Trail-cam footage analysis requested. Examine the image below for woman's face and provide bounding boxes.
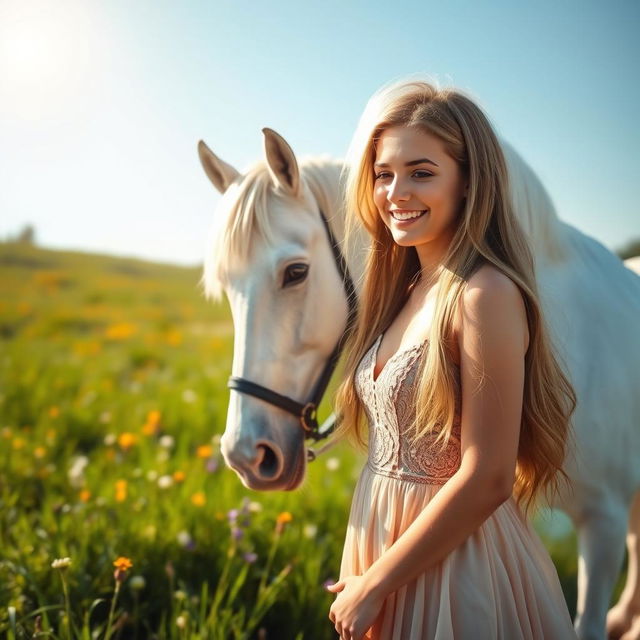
[373,125,467,254]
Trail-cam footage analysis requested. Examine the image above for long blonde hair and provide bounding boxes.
[333,79,576,518]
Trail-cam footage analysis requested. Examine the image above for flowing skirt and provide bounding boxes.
[338,463,577,640]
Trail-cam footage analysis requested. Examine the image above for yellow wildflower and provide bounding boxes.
[113,557,133,571]
[48,406,60,418]
[275,511,293,535]
[79,489,91,503]
[165,329,183,346]
[113,556,133,582]
[34,446,46,459]
[196,445,213,459]
[191,492,206,507]
[142,421,157,436]
[142,409,161,435]
[118,432,137,450]
[115,479,127,502]
[276,511,293,524]
[105,322,137,340]
[173,470,186,483]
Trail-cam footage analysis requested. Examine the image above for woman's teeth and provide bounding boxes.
[391,210,427,221]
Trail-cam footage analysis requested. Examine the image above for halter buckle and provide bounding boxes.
[300,402,318,434]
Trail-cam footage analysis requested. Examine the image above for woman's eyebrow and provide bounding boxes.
[374,157,439,168]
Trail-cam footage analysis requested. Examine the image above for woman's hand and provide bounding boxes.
[327,575,385,640]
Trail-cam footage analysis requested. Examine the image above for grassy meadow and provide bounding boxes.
[0,241,603,638]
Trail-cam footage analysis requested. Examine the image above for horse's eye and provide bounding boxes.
[283,263,309,287]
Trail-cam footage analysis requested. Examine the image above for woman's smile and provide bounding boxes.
[390,209,429,222]
[389,209,429,229]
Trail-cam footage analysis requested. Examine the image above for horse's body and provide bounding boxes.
[198,129,640,640]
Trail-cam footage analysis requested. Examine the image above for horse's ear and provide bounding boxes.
[197,140,241,194]
[262,128,300,197]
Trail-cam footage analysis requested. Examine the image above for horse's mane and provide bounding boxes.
[501,142,567,265]
[200,157,345,301]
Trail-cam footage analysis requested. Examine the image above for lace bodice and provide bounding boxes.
[355,333,462,485]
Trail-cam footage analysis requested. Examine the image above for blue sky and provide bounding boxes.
[1,0,638,266]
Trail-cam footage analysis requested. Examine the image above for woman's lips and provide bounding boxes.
[390,209,428,222]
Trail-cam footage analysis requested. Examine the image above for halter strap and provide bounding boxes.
[227,208,358,447]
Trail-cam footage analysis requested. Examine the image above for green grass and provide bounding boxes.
[0,241,604,638]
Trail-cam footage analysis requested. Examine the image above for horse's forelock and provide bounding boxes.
[201,163,273,300]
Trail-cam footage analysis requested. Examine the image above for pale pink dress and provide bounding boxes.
[338,334,577,639]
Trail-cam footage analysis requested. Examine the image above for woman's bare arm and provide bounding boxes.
[360,266,529,601]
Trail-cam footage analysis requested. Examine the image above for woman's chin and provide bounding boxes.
[390,230,426,247]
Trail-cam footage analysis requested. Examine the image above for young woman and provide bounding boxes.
[325,80,578,640]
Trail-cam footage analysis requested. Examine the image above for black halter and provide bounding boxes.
[227,209,358,451]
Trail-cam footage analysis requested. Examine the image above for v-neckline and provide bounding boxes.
[371,332,429,383]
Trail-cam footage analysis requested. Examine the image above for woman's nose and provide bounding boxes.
[387,178,410,203]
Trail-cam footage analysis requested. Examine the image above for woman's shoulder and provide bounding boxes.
[453,264,529,351]
[464,264,523,304]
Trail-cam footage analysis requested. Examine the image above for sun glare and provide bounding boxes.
[0,0,98,120]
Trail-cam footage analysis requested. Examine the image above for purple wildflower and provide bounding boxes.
[323,578,336,590]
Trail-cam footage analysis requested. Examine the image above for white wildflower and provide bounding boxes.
[182,389,197,403]
[146,469,158,482]
[129,575,146,591]
[143,524,157,540]
[51,557,72,569]
[157,475,173,489]
[67,456,89,488]
[325,457,340,471]
[177,530,193,547]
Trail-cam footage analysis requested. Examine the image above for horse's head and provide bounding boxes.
[198,129,354,491]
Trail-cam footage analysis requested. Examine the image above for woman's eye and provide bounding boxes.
[413,170,433,178]
[374,172,392,180]
[282,262,309,287]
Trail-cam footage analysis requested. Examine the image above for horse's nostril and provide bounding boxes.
[257,444,280,480]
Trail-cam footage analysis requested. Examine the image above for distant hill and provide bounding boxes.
[0,241,227,342]
[0,241,203,281]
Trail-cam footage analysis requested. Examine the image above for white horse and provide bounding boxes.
[198,128,640,640]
